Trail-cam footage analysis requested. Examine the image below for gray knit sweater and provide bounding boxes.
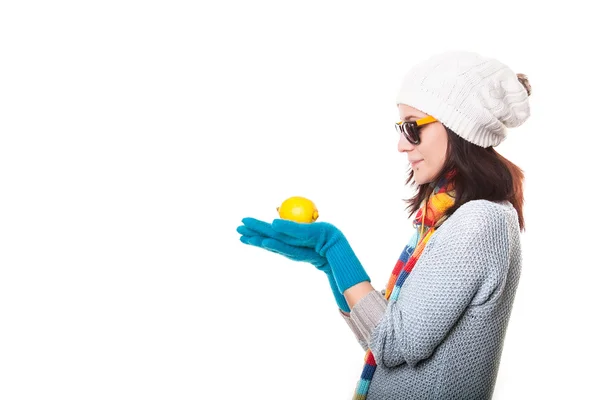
[340,200,521,399]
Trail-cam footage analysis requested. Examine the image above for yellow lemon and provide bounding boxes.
[276,196,319,223]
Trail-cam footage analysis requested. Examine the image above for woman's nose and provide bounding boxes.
[397,134,414,153]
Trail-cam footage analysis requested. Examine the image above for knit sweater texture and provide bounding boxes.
[340,199,522,399]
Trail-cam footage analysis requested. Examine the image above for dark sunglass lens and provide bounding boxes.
[405,123,420,143]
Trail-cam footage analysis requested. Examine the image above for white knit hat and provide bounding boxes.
[396,51,531,148]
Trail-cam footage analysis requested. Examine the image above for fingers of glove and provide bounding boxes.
[239,235,266,247]
[241,218,308,247]
[240,234,301,262]
[240,233,330,270]
[262,238,327,266]
[236,225,264,237]
[271,219,325,241]
[240,217,278,237]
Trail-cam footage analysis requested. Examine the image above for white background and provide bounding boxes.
[1,1,598,399]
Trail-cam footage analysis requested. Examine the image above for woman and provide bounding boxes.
[237,50,531,399]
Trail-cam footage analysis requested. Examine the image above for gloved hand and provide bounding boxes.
[237,218,350,312]
[238,217,370,295]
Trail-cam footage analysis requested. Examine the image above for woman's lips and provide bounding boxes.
[410,160,423,167]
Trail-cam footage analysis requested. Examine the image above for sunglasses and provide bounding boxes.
[395,115,438,145]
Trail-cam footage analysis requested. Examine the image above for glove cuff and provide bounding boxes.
[324,270,350,312]
[326,237,370,293]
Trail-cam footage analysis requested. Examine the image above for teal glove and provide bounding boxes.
[239,217,370,294]
[269,219,370,293]
[237,218,350,312]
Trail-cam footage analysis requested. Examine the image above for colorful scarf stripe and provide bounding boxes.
[352,170,456,399]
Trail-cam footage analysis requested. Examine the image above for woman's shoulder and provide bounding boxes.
[452,199,515,218]
[443,199,519,235]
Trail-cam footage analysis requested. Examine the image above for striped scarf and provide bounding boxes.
[352,169,457,399]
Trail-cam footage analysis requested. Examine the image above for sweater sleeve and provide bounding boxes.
[339,309,369,351]
[339,289,387,351]
[368,201,512,369]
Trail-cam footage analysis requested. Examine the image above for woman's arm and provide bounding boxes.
[339,287,388,350]
[338,287,388,351]
[344,281,377,309]
[339,309,370,351]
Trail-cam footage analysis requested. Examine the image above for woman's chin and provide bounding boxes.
[413,172,434,186]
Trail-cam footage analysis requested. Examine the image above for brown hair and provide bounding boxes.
[403,128,526,232]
